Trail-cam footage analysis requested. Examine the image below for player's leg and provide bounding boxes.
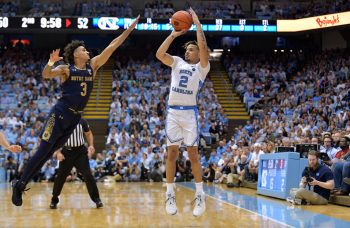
[12,139,56,206]
[50,149,75,209]
[165,109,182,215]
[182,108,206,216]
[74,146,103,208]
[12,106,81,206]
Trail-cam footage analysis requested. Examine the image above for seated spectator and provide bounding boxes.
[320,136,339,166]
[244,143,264,182]
[334,137,350,161]
[40,160,56,182]
[333,136,350,195]
[203,163,216,183]
[5,156,17,182]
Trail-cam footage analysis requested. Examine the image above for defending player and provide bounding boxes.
[12,16,139,207]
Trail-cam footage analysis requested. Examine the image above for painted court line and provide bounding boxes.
[178,182,350,228]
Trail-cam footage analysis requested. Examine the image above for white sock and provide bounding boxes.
[195,182,204,194]
[166,183,175,194]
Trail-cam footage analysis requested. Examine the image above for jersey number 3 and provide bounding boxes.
[80,82,87,96]
[179,75,188,88]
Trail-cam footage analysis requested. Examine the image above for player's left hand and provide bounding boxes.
[7,145,22,153]
[128,15,140,30]
[188,7,200,25]
[308,177,318,186]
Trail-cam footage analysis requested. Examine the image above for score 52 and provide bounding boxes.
[78,18,89,29]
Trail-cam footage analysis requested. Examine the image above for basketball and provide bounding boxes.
[171,10,193,31]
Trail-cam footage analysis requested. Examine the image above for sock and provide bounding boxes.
[195,182,204,194]
[166,183,175,194]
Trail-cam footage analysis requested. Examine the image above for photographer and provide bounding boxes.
[127,162,141,182]
[149,153,163,182]
[288,151,334,205]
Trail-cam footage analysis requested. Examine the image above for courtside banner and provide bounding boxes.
[277,11,350,32]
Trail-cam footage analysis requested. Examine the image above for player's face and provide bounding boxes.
[185,44,199,63]
[74,46,90,61]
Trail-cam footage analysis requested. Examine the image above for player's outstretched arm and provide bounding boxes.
[91,15,140,72]
[156,29,187,67]
[0,131,22,153]
[42,49,68,80]
[189,7,209,68]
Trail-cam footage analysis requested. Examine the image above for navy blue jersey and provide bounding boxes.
[59,64,94,111]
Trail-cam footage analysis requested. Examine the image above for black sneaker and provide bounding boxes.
[95,199,103,208]
[11,180,28,206]
[50,197,59,209]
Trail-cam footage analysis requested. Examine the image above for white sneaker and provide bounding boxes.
[165,192,177,215]
[193,193,206,217]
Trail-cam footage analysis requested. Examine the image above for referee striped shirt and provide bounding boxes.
[65,118,90,147]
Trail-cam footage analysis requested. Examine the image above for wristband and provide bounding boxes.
[48,61,54,66]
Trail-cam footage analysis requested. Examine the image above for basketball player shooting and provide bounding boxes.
[156,8,210,217]
[11,16,139,207]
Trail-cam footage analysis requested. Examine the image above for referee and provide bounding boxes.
[50,118,103,209]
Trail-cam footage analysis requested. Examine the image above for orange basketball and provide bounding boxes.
[171,10,193,31]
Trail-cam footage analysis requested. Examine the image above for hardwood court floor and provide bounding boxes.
[0,182,349,227]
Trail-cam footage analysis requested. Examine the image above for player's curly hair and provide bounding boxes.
[183,40,198,50]
[63,40,85,65]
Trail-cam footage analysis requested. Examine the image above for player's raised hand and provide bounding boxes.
[171,29,187,38]
[7,145,22,153]
[188,7,200,25]
[128,15,140,30]
[49,49,63,63]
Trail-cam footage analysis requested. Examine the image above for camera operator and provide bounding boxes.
[288,150,334,205]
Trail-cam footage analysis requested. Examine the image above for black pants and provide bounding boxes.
[52,145,100,203]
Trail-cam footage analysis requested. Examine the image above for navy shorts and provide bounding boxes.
[40,101,82,148]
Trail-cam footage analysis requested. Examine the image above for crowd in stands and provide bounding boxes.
[0,43,349,197]
[253,0,350,19]
[190,0,244,19]
[221,48,349,196]
[5,0,350,20]
[27,2,62,17]
[0,46,61,182]
[143,1,174,18]
[73,1,133,17]
[0,2,19,16]
[0,46,228,184]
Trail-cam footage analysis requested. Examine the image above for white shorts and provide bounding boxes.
[165,106,199,147]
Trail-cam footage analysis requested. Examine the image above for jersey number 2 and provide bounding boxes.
[179,75,188,88]
[81,82,87,96]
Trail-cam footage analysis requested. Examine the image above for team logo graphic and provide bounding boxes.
[42,113,55,142]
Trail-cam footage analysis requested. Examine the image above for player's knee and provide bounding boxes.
[188,153,199,164]
[167,151,178,162]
